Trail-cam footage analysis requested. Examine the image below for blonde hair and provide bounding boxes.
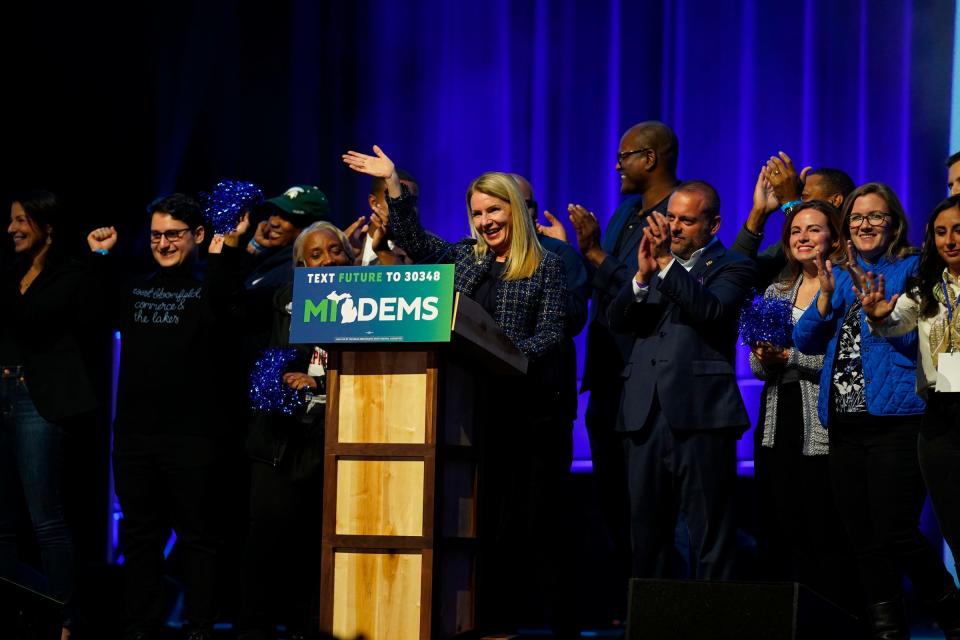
[292,221,355,266]
[465,172,543,280]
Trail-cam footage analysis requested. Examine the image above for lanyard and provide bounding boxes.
[943,280,955,323]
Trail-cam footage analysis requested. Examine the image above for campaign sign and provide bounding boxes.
[289,265,455,344]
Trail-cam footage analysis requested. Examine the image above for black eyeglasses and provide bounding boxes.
[616,147,652,163]
[150,228,193,243]
[849,212,890,228]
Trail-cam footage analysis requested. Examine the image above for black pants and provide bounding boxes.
[584,381,632,590]
[829,413,954,604]
[481,404,577,637]
[113,433,222,635]
[755,382,859,613]
[622,398,738,581]
[919,391,960,571]
[239,458,322,637]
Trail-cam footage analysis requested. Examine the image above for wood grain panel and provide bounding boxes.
[332,551,422,640]
[336,460,424,536]
[338,351,429,443]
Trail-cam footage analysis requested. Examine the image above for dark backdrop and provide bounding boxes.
[2,0,956,459]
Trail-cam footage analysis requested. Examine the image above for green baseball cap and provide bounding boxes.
[265,185,331,224]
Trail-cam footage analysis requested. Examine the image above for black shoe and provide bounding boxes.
[868,600,909,640]
[935,589,960,640]
[183,627,213,640]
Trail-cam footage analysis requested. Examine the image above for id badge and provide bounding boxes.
[935,352,960,392]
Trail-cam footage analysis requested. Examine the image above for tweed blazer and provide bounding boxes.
[387,188,566,359]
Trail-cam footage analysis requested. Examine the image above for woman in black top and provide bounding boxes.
[1,191,104,639]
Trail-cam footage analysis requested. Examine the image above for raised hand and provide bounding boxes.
[568,203,605,265]
[208,235,225,254]
[644,211,673,269]
[854,272,899,320]
[342,145,396,179]
[88,226,118,252]
[814,248,835,296]
[343,215,368,258]
[764,151,803,204]
[752,167,779,216]
[843,240,866,290]
[367,211,390,252]
[635,233,658,285]
[223,211,251,248]
[536,210,569,243]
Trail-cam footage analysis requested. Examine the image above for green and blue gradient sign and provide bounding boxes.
[289,265,455,344]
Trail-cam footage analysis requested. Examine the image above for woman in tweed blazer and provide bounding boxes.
[342,146,566,359]
[344,146,574,633]
[748,200,856,612]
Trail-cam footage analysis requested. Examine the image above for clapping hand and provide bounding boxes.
[567,204,603,262]
[763,151,810,204]
[537,210,569,243]
[643,211,673,270]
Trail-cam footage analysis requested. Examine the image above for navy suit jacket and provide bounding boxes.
[582,194,655,392]
[608,240,754,433]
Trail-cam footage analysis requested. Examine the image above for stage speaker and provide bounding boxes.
[0,576,63,640]
[626,579,860,640]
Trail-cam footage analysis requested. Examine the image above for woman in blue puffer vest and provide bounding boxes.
[794,183,958,638]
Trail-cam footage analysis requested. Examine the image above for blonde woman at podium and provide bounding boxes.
[344,146,576,635]
[237,221,354,640]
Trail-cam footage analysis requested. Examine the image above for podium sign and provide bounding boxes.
[290,265,455,344]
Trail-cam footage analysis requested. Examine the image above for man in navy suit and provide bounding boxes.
[568,122,680,596]
[608,180,754,580]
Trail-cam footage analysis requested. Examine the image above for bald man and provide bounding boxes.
[567,121,680,601]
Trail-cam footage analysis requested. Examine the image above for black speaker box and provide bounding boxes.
[0,576,63,640]
[626,579,860,640]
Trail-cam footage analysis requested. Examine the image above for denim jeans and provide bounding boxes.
[0,374,75,606]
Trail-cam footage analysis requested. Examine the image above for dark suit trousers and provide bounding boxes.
[622,396,738,580]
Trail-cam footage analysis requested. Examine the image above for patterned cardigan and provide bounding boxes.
[387,187,566,359]
[749,277,829,456]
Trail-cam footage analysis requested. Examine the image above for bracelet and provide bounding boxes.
[94,248,109,255]
[781,199,802,214]
[248,238,265,253]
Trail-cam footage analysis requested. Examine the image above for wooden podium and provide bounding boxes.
[318,293,527,640]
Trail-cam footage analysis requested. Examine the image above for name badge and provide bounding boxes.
[935,352,960,392]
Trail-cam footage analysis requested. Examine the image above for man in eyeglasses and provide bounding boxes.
[565,121,680,616]
[89,193,246,640]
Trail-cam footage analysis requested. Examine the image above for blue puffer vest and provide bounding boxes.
[792,253,923,426]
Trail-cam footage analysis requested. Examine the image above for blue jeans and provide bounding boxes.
[0,375,74,606]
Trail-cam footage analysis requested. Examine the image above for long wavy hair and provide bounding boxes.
[465,172,543,281]
[840,182,914,261]
[907,195,960,318]
[777,199,846,290]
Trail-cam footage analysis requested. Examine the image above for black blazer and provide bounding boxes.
[608,240,754,432]
[2,258,107,423]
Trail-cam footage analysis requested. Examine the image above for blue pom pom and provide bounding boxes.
[739,294,795,348]
[249,347,304,415]
[201,180,264,235]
